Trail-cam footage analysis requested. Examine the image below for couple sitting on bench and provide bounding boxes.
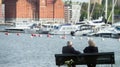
[62,39,98,67]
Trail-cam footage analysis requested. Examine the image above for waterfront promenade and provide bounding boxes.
[0,32,119,67]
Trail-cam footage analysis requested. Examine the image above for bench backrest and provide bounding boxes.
[55,52,115,66]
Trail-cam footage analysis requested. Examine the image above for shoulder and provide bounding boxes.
[62,46,67,49]
[83,47,89,52]
[63,46,72,49]
[84,46,89,49]
[63,46,67,48]
[94,46,98,49]
[94,46,98,50]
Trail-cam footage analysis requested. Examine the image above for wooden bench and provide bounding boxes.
[55,52,115,67]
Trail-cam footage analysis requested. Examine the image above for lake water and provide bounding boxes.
[0,32,119,67]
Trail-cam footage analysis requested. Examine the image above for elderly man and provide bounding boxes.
[62,41,81,67]
[62,41,81,54]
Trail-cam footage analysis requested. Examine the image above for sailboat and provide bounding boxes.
[93,0,120,38]
[70,0,106,36]
[86,0,105,26]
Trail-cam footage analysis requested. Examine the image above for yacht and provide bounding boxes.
[38,24,60,34]
[93,22,120,38]
[70,24,97,36]
[49,24,80,35]
[87,17,105,26]
[5,21,40,33]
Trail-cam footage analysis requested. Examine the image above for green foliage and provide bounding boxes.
[80,3,88,20]
[80,1,120,22]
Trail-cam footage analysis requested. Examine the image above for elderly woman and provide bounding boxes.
[83,39,98,67]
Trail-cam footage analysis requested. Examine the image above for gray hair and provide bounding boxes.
[67,41,73,46]
[88,39,96,47]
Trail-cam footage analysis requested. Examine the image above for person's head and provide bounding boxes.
[67,41,73,47]
[88,39,96,47]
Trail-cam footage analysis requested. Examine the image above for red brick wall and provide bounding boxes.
[40,0,47,6]
[54,0,64,18]
[5,0,64,20]
[46,5,54,18]
[5,0,17,18]
[16,0,32,18]
[47,0,54,4]
[40,0,64,19]
[40,0,53,18]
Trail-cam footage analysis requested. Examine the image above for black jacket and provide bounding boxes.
[83,46,98,65]
[62,46,80,54]
[83,46,98,53]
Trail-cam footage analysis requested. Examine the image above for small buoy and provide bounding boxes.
[5,32,9,35]
[61,35,66,39]
[38,34,42,37]
[17,33,20,36]
[31,34,36,37]
[47,34,51,38]
[31,34,34,36]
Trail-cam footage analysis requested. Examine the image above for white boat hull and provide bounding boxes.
[49,30,73,35]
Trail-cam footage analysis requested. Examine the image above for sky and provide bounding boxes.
[62,0,89,2]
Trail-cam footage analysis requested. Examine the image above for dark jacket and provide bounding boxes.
[83,46,98,65]
[83,46,98,53]
[62,46,80,54]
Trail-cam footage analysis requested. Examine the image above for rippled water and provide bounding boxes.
[0,32,119,67]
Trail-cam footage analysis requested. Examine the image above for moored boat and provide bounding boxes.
[38,24,60,34]
[49,24,80,35]
[5,22,40,33]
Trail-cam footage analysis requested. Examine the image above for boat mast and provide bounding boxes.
[112,0,114,24]
[105,0,108,22]
[108,0,118,24]
[87,0,90,20]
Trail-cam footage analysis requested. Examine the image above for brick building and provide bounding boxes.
[40,0,65,23]
[4,0,65,23]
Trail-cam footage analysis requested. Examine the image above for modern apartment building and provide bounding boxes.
[0,0,5,23]
[4,0,65,23]
[64,1,81,23]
